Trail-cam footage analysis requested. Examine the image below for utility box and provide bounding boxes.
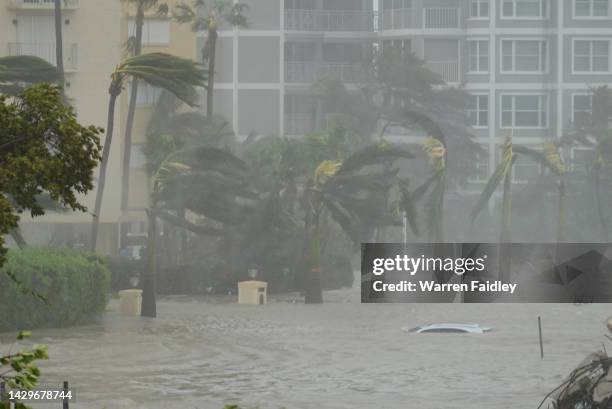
[238,281,267,305]
[118,289,142,316]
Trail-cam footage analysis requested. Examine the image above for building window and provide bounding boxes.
[128,82,162,107]
[574,0,610,18]
[501,39,547,73]
[501,94,548,129]
[468,40,489,73]
[128,18,170,46]
[573,39,610,73]
[502,0,548,18]
[468,94,489,128]
[382,0,412,9]
[572,93,592,128]
[470,0,490,18]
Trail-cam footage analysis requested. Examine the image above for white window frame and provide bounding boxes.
[571,92,593,127]
[572,38,611,74]
[501,0,550,19]
[128,82,162,107]
[469,0,490,19]
[573,0,611,19]
[468,93,490,129]
[500,38,549,74]
[500,93,549,130]
[468,39,490,74]
[128,18,171,46]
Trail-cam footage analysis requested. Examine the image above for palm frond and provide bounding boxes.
[472,154,518,222]
[514,144,565,175]
[471,140,517,222]
[173,2,197,23]
[314,161,341,187]
[320,196,361,243]
[338,141,414,174]
[116,52,207,106]
[422,137,446,172]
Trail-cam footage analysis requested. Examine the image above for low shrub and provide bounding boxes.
[0,247,110,332]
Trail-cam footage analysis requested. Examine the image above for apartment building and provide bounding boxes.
[0,0,195,255]
[0,0,125,253]
[210,0,611,187]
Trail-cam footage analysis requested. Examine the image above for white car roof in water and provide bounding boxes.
[408,323,492,334]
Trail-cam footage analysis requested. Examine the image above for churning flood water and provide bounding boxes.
[4,282,612,409]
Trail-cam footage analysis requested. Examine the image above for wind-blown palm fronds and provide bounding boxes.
[472,135,566,244]
[90,53,207,251]
[303,141,415,303]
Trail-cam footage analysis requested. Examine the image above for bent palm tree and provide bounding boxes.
[471,135,565,281]
[141,145,256,316]
[120,0,169,215]
[173,0,248,117]
[304,141,415,303]
[90,53,207,251]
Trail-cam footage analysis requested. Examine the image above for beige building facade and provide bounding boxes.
[0,0,197,255]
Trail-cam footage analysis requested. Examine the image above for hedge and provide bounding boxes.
[0,247,110,332]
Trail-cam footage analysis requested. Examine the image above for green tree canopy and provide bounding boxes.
[0,84,102,266]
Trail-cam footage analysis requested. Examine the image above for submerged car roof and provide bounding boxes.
[407,323,492,333]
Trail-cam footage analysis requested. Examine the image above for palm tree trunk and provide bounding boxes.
[120,3,145,217]
[141,208,157,317]
[206,28,218,118]
[594,167,610,242]
[498,171,512,283]
[91,88,120,251]
[305,209,323,304]
[54,0,65,97]
[556,179,567,242]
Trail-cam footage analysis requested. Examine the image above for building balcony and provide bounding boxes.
[425,60,460,84]
[285,61,367,84]
[380,7,461,30]
[8,0,79,10]
[380,8,417,30]
[284,9,377,32]
[9,42,79,71]
[424,7,461,29]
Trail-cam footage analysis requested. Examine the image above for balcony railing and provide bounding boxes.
[423,7,461,29]
[284,9,377,32]
[9,42,79,71]
[379,7,460,30]
[426,60,460,83]
[9,0,79,10]
[380,8,417,30]
[285,61,366,83]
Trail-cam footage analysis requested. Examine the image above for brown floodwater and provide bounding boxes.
[2,285,611,409]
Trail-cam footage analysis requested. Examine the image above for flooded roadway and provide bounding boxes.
[3,285,611,409]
